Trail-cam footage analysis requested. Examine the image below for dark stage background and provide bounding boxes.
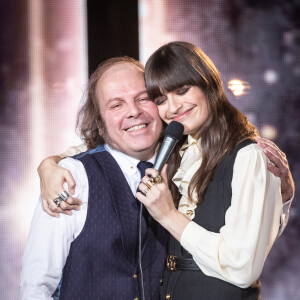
[0,0,299,299]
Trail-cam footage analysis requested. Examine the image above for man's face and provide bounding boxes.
[97,63,163,160]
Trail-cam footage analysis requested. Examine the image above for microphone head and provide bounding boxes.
[164,121,184,141]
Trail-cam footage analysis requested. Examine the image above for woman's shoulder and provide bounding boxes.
[237,142,261,154]
[236,142,269,166]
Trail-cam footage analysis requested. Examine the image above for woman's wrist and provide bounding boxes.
[159,209,191,242]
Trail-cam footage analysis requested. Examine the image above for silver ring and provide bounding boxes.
[59,191,69,201]
[54,197,63,207]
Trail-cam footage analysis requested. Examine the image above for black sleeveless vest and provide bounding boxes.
[160,140,261,300]
[59,148,168,299]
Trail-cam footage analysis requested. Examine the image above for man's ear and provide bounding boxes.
[98,126,104,136]
[97,120,104,136]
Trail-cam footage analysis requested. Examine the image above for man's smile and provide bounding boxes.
[125,123,148,132]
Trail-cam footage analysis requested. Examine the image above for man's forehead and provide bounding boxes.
[97,63,146,100]
[101,62,144,80]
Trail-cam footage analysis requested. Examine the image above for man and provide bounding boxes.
[19,57,168,299]
[19,56,294,299]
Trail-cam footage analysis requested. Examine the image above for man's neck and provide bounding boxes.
[104,143,156,161]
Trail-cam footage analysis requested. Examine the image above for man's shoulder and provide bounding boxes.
[73,145,107,159]
[59,156,86,173]
[58,145,108,175]
[71,145,119,172]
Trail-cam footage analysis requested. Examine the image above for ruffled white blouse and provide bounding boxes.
[173,135,202,220]
[175,136,283,288]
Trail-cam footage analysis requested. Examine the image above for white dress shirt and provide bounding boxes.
[175,136,283,288]
[18,144,155,300]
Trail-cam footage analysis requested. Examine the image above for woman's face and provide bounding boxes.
[154,85,209,139]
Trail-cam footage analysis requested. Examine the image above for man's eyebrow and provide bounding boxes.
[106,90,148,103]
[105,90,148,106]
[135,90,148,98]
[104,97,124,108]
[105,97,124,104]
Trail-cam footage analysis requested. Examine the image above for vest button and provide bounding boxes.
[134,298,139,300]
[160,278,163,285]
[133,274,138,279]
[166,293,171,299]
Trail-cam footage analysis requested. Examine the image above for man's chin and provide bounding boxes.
[130,143,155,154]
[127,142,157,158]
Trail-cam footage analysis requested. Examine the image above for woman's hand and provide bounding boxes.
[136,165,190,241]
[256,137,295,203]
[37,156,82,217]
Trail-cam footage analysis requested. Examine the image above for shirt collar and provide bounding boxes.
[179,135,202,157]
[104,144,156,176]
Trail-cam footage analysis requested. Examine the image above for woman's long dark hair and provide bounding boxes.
[145,41,258,206]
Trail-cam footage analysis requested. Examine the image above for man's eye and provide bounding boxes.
[111,103,121,109]
[139,97,149,102]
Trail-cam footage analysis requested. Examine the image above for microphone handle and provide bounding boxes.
[153,136,177,172]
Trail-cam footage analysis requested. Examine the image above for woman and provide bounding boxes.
[136,41,282,300]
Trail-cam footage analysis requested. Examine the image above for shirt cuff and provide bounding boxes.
[277,196,293,238]
[180,221,207,254]
[282,197,293,213]
[281,197,292,225]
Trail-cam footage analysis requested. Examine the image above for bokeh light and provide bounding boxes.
[228,79,250,97]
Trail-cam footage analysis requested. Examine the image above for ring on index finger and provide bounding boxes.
[152,175,164,184]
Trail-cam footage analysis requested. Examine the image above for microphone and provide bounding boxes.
[153,121,184,172]
[137,121,184,300]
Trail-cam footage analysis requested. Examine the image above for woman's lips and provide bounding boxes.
[172,107,193,122]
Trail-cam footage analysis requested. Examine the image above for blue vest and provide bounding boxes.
[161,140,260,300]
[60,146,168,299]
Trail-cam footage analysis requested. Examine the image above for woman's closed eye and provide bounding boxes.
[177,86,190,95]
[154,96,167,106]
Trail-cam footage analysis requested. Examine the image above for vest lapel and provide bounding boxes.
[93,151,144,266]
[93,151,168,270]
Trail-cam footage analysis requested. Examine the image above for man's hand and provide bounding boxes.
[37,156,82,217]
[256,137,295,203]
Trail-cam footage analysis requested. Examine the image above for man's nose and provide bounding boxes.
[127,101,142,118]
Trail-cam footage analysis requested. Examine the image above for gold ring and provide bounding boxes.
[145,180,154,189]
[152,175,164,184]
[148,177,155,184]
